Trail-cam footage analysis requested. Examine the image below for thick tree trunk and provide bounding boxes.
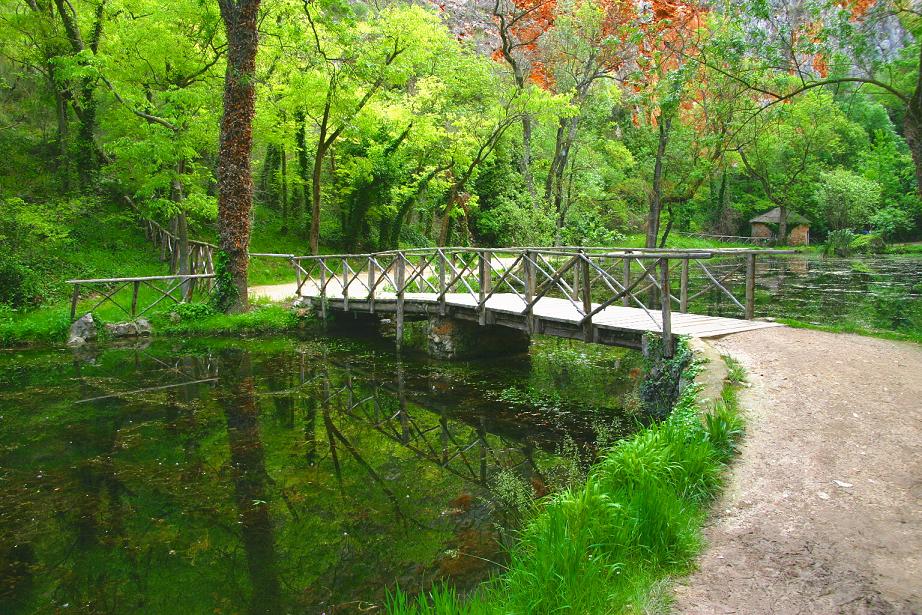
[217,0,262,313]
[903,105,922,198]
[53,0,103,188]
[646,116,672,249]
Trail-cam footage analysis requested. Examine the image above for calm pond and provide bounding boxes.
[698,253,922,327]
[0,333,644,614]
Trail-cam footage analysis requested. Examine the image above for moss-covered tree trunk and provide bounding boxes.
[216,0,261,313]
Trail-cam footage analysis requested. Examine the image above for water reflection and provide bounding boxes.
[691,253,922,324]
[0,336,641,614]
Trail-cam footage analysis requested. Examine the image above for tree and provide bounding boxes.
[734,91,852,241]
[102,0,224,292]
[298,2,444,254]
[217,0,262,312]
[816,168,881,231]
[714,0,922,197]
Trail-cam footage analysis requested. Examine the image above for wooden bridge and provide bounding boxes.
[254,246,792,357]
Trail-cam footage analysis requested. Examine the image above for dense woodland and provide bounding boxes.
[3,0,922,311]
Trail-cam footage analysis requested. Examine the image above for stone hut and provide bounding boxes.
[750,207,810,246]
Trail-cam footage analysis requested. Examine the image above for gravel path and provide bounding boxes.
[674,328,922,614]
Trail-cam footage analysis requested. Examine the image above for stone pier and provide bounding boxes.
[426,315,530,360]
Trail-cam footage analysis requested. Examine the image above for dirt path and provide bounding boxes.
[674,327,922,615]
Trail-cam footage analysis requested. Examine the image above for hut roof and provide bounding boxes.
[750,207,810,226]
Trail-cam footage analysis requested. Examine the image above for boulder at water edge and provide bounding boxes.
[67,313,97,346]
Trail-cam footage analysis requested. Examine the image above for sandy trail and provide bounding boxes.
[675,328,922,614]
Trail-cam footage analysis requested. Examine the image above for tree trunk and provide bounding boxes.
[903,104,922,198]
[279,145,288,234]
[309,141,326,254]
[521,114,536,201]
[904,43,922,198]
[217,0,262,313]
[295,109,310,232]
[645,116,672,248]
[52,0,103,188]
[172,159,190,298]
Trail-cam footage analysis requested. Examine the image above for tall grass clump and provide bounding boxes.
[388,340,746,615]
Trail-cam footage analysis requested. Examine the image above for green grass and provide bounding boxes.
[619,233,767,250]
[0,294,308,347]
[388,343,745,614]
[778,317,922,345]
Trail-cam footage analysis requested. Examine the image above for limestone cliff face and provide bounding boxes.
[421,0,910,71]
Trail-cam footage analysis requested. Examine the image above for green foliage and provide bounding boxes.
[210,250,239,314]
[824,229,856,256]
[169,302,217,321]
[154,303,301,336]
[639,335,694,419]
[850,232,887,254]
[815,168,881,231]
[870,207,915,240]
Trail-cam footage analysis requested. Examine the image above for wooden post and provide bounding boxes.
[367,257,376,314]
[745,253,756,320]
[294,258,302,296]
[622,257,631,307]
[395,253,406,351]
[319,260,327,321]
[572,258,580,303]
[70,284,80,321]
[478,250,491,325]
[523,250,536,332]
[342,258,350,311]
[580,254,592,341]
[438,249,446,316]
[680,258,690,313]
[659,258,673,358]
[131,281,140,316]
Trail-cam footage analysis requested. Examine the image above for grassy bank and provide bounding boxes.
[388,345,745,614]
[0,301,306,348]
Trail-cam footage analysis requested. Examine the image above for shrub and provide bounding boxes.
[169,302,217,321]
[870,207,914,240]
[0,257,43,309]
[849,232,886,254]
[823,229,856,256]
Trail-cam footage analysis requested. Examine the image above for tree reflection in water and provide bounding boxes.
[0,336,641,613]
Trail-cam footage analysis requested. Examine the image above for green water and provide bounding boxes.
[0,333,644,614]
[688,254,922,330]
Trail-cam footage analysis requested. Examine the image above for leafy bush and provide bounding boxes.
[870,207,914,239]
[815,168,880,231]
[0,257,43,308]
[823,229,856,256]
[849,232,886,254]
[169,302,217,321]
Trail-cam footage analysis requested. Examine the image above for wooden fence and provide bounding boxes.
[67,273,216,321]
[141,218,216,276]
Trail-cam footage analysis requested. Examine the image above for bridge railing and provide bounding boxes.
[254,246,794,353]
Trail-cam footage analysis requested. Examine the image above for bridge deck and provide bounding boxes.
[298,285,782,340]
